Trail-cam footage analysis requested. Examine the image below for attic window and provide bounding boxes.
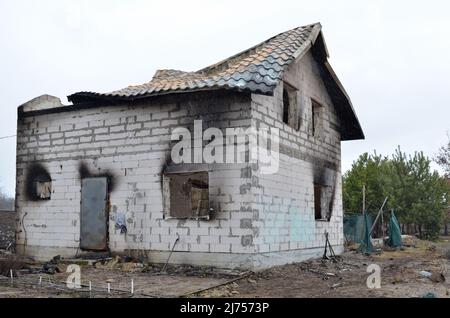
[163,171,210,220]
[282,89,290,124]
[282,82,299,130]
[311,99,323,137]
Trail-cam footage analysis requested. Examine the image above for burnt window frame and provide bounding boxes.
[311,99,323,137]
[314,183,323,220]
[34,180,52,200]
[282,82,299,130]
[163,170,211,220]
[314,183,332,222]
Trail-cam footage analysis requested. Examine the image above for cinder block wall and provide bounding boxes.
[249,52,344,267]
[15,92,259,267]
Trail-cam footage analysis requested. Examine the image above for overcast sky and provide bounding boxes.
[0,0,449,196]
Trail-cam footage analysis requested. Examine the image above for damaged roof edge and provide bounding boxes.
[67,84,270,105]
[20,89,254,118]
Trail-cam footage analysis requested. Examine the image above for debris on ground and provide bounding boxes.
[444,248,450,260]
[42,255,62,274]
[402,235,417,248]
[430,272,446,283]
[143,263,245,279]
[1,237,450,298]
[419,270,432,279]
[392,271,405,284]
[94,256,144,273]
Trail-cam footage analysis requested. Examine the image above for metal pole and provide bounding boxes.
[370,197,388,235]
[362,184,366,214]
[162,234,180,272]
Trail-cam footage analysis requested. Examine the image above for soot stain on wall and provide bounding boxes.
[25,163,51,201]
[78,162,116,192]
[312,165,338,221]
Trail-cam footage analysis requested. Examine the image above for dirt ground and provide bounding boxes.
[199,238,450,298]
[1,237,450,298]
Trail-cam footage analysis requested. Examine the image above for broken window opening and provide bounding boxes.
[34,181,52,200]
[311,99,323,137]
[314,184,322,220]
[282,89,290,125]
[282,82,299,130]
[163,171,210,220]
[314,183,333,222]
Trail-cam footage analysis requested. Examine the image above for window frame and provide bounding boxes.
[163,170,211,220]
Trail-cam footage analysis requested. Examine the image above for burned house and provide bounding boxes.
[15,23,364,269]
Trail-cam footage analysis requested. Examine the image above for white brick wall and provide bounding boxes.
[16,93,256,261]
[251,51,344,253]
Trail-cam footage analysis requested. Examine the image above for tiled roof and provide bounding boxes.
[68,23,322,102]
[65,23,364,140]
